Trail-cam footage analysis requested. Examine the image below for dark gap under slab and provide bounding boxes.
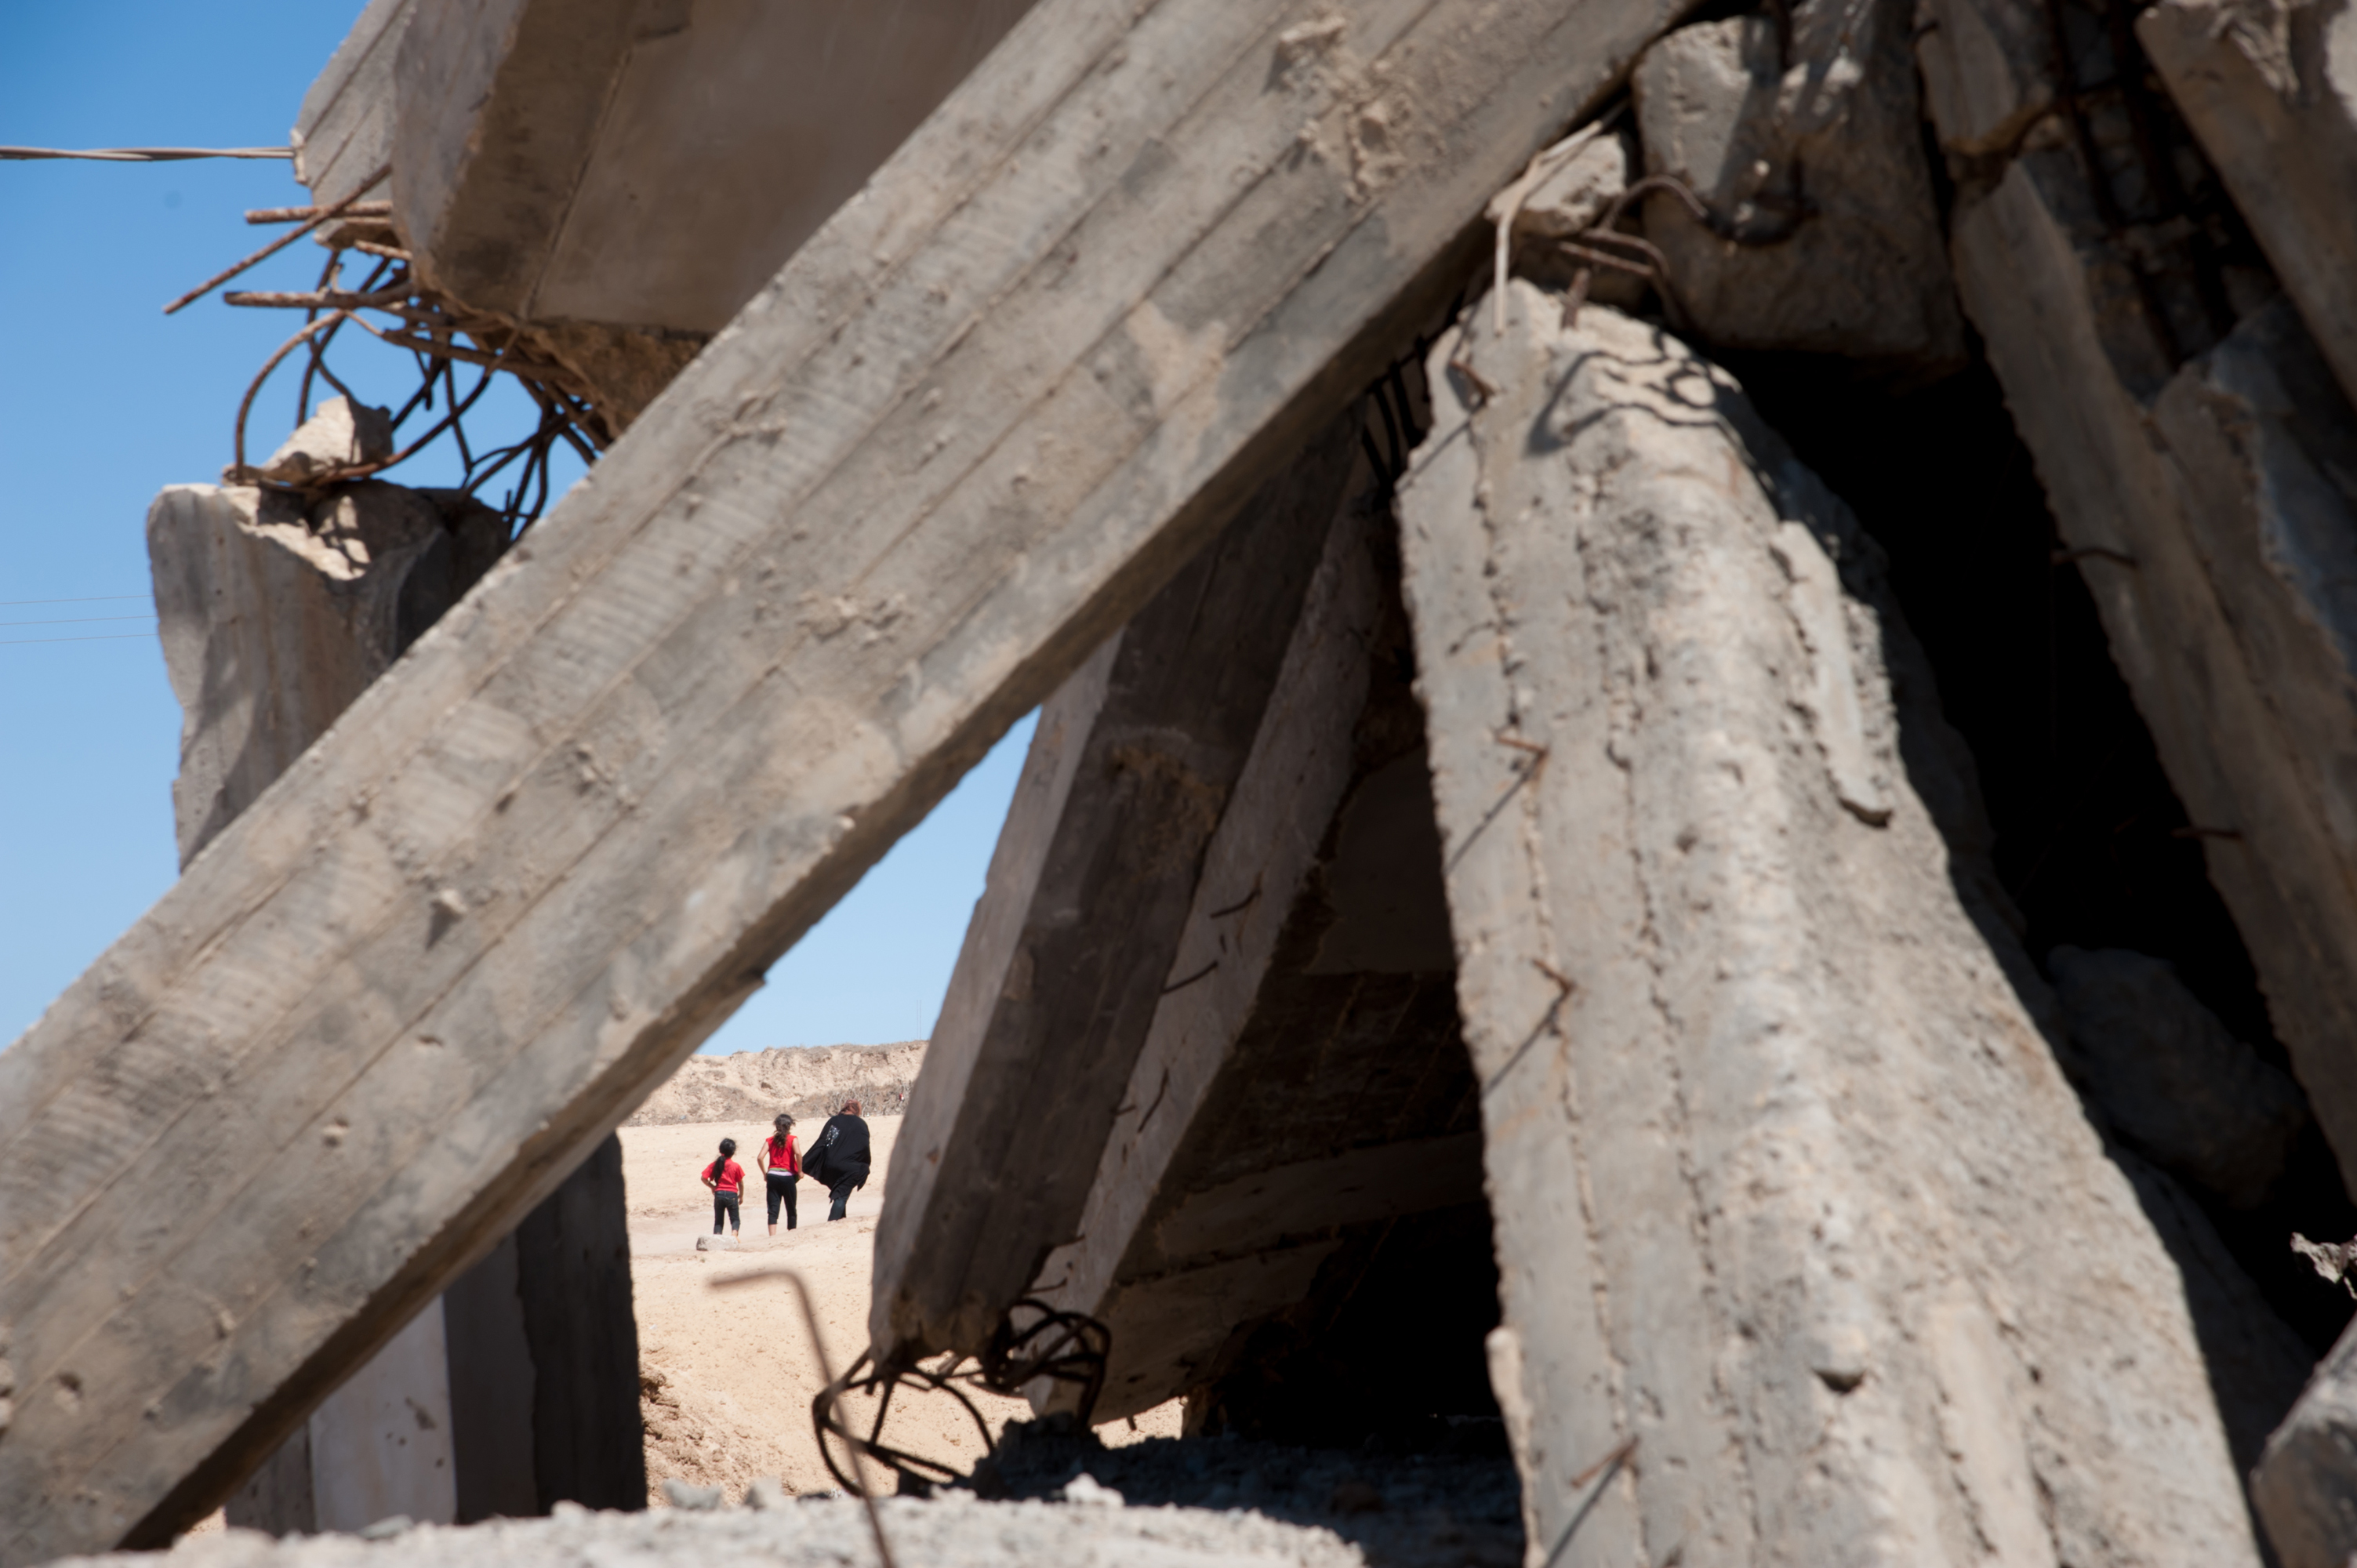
[1721,342,2357,1358]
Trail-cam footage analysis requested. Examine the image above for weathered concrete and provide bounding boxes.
[390,0,1034,335]
[4,0,1697,1554]
[1916,0,2357,1203]
[2049,945,2308,1207]
[872,414,1357,1363]
[1396,285,2268,1566]
[2256,1317,2357,1568]
[2141,0,2357,411]
[1016,485,1486,1425]
[54,1494,1369,1568]
[1632,0,1963,369]
[255,397,394,486]
[147,460,501,869]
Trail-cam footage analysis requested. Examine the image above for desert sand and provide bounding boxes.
[622,1116,1180,1506]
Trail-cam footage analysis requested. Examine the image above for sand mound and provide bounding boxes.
[625,1043,926,1127]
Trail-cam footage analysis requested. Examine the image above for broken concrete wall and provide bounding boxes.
[1397,284,2293,1564]
[148,470,495,868]
[1916,0,2357,1213]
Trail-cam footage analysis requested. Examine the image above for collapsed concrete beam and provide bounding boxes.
[998,478,1481,1421]
[1397,285,2274,1565]
[392,0,1034,334]
[1916,0,2357,1197]
[870,413,1358,1360]
[0,0,1689,1555]
[2139,0,2357,412]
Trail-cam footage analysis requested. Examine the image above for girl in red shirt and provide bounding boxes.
[759,1113,801,1235]
[701,1138,743,1238]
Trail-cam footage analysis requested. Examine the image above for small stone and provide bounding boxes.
[743,1477,791,1510]
[661,1478,725,1511]
[355,1515,412,1541]
[254,397,394,485]
[1059,1472,1124,1507]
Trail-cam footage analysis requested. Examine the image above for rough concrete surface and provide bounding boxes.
[94,1494,1367,1568]
[624,1044,927,1127]
[1398,284,2269,1565]
[147,427,507,869]
[2256,1316,2357,1568]
[2141,0,2357,411]
[2050,945,2308,1207]
[1632,0,1963,369]
[1919,0,2357,1217]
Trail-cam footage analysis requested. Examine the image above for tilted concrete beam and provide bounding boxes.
[1010,492,1484,1422]
[869,414,1357,1363]
[1400,285,2286,1566]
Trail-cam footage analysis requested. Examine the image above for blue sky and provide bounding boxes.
[0,2,1030,1054]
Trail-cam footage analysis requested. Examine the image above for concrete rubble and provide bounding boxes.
[49,1494,1366,1568]
[27,0,2357,1559]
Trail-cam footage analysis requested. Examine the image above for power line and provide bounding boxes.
[0,615,157,629]
[0,146,291,162]
[0,632,159,646]
[0,594,148,607]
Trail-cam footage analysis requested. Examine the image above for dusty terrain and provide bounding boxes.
[622,1117,1180,1505]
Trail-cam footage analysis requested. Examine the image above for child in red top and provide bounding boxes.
[758,1113,801,1235]
[702,1138,744,1237]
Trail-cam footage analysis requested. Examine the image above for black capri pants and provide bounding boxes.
[765,1171,799,1229]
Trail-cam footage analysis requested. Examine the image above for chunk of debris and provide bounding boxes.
[1632,0,1964,369]
[252,396,393,485]
[2049,945,2308,1207]
[2255,1316,2357,1568]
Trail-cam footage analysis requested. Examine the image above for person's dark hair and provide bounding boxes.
[774,1113,794,1132]
[710,1137,737,1182]
[842,1099,861,1116]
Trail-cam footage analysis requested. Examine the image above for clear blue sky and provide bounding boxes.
[0,2,1031,1054]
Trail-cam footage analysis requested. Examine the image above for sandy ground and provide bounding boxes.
[623,1118,1181,1506]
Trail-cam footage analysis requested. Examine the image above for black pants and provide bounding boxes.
[712,1190,740,1233]
[765,1172,799,1229]
[826,1170,866,1221]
